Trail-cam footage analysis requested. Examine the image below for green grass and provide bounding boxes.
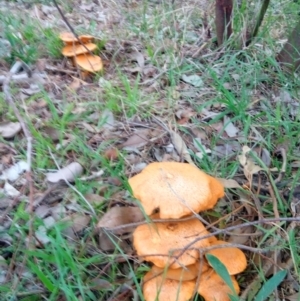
[1,0,300,300]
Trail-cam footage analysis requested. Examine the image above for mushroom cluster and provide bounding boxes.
[129,162,247,301]
[59,32,103,73]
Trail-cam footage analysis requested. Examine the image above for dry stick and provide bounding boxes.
[3,61,35,291]
[3,64,34,223]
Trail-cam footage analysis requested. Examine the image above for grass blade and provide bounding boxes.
[206,254,239,301]
[254,270,287,301]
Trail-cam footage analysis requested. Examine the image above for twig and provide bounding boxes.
[3,62,33,207]
[3,61,35,290]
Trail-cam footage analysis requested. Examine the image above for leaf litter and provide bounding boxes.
[0,0,299,300]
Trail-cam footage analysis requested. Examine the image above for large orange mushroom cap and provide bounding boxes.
[205,240,247,275]
[143,272,195,301]
[128,162,224,219]
[133,217,211,269]
[198,269,240,301]
[74,54,103,73]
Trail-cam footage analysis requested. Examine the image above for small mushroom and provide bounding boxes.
[59,32,79,44]
[74,54,103,73]
[205,240,247,275]
[133,217,211,269]
[78,34,94,43]
[59,32,94,44]
[143,272,195,301]
[61,43,97,57]
[129,162,224,219]
[198,269,240,301]
[144,260,209,282]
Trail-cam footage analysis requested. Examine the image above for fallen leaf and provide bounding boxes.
[84,194,105,205]
[43,126,60,142]
[238,146,263,182]
[170,130,196,166]
[224,116,238,138]
[70,214,91,233]
[0,122,21,138]
[101,109,115,130]
[4,181,20,197]
[228,223,254,245]
[129,51,145,69]
[35,205,51,219]
[68,77,82,91]
[181,74,203,87]
[132,162,147,173]
[122,130,149,151]
[261,148,271,167]
[21,84,41,95]
[216,178,242,189]
[46,162,83,183]
[97,206,145,235]
[103,148,119,160]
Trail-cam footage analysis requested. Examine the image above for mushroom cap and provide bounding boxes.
[59,32,94,44]
[143,272,195,301]
[59,32,78,43]
[128,162,224,219]
[74,54,103,73]
[205,240,247,275]
[61,43,97,57]
[198,269,240,301]
[144,260,209,282]
[78,34,94,43]
[133,217,211,269]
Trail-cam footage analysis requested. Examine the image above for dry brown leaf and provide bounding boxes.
[103,148,119,161]
[46,162,83,183]
[170,130,196,166]
[238,146,263,182]
[228,223,254,245]
[97,206,145,235]
[216,178,242,189]
[69,77,82,91]
[70,214,91,232]
[224,116,239,138]
[0,122,22,138]
[84,194,105,205]
[122,130,149,151]
[129,50,145,69]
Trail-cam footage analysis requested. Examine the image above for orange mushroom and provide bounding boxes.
[59,32,94,44]
[61,43,97,57]
[144,260,209,282]
[133,217,211,269]
[205,240,247,275]
[143,272,195,301]
[197,269,240,301]
[74,54,103,73]
[128,162,224,219]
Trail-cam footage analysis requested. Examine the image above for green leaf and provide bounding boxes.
[254,270,287,301]
[205,254,239,301]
